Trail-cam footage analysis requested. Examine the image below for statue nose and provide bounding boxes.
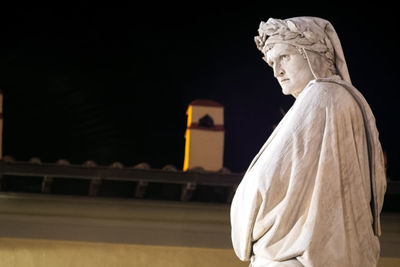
[273,65,285,77]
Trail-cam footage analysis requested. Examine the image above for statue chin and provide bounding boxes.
[281,88,291,95]
[281,85,305,98]
[281,86,296,98]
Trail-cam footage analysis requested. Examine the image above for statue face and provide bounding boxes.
[265,43,315,98]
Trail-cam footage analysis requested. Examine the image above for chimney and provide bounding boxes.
[183,99,224,172]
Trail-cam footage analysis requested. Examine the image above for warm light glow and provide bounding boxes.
[183,129,190,171]
[184,105,193,171]
[186,105,192,127]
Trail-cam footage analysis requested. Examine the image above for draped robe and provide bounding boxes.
[230,76,386,267]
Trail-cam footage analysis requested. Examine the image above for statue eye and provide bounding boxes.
[280,55,289,60]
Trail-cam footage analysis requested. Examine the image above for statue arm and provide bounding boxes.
[230,179,262,261]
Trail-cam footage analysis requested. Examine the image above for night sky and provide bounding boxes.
[1,5,399,179]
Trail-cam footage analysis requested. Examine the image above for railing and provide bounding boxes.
[0,157,242,203]
[1,157,399,207]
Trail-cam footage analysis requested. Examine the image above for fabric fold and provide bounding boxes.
[231,77,386,266]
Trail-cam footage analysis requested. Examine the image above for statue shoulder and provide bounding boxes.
[305,78,364,115]
[305,78,357,105]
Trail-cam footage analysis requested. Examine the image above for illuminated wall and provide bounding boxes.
[0,193,399,267]
[0,238,248,267]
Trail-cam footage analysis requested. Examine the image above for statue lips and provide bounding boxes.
[280,78,289,83]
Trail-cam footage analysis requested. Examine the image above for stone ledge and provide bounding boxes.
[0,192,232,248]
[0,192,399,258]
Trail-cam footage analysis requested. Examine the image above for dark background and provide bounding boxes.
[0,5,398,179]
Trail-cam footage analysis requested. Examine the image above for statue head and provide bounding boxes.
[264,42,315,98]
[255,16,351,97]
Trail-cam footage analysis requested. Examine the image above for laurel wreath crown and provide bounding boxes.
[255,18,334,63]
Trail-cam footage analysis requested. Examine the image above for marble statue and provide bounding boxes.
[230,16,387,267]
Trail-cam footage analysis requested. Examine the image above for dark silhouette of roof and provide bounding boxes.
[0,155,399,212]
[0,155,241,203]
